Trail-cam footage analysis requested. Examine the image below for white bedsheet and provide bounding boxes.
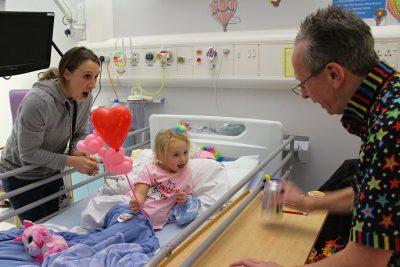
[80,155,259,231]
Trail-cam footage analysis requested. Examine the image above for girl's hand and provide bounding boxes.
[129,199,141,213]
[175,191,188,205]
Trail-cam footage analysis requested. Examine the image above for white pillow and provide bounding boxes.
[190,159,229,214]
[223,155,259,201]
[223,155,259,190]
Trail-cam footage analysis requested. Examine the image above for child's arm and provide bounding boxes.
[129,183,150,213]
[175,191,188,205]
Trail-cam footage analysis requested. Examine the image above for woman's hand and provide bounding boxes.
[129,199,141,213]
[66,154,99,176]
[71,150,88,157]
[175,191,188,205]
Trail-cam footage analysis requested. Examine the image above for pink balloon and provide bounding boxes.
[102,156,110,167]
[85,134,97,143]
[105,149,124,165]
[95,136,105,147]
[98,147,108,158]
[76,140,87,152]
[108,158,133,175]
[86,139,102,154]
[123,155,133,164]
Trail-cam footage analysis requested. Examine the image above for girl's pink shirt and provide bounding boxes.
[134,162,193,229]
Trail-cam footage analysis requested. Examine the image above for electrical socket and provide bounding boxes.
[129,51,139,66]
[76,3,85,24]
[100,55,110,63]
[375,41,399,69]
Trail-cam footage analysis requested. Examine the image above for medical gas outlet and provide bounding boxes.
[206,47,218,70]
[156,49,173,66]
[145,51,156,66]
[129,51,139,66]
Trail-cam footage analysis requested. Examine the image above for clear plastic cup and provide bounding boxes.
[261,179,283,219]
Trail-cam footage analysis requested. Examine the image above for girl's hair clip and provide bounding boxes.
[175,123,188,134]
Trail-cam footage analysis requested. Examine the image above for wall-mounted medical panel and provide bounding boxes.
[193,45,216,76]
[176,46,194,76]
[213,44,234,76]
[81,25,400,90]
[260,44,294,77]
[234,44,259,76]
[375,41,400,69]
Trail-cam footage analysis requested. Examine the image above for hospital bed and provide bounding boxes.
[0,114,297,266]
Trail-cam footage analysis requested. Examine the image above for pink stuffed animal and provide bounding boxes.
[15,220,69,262]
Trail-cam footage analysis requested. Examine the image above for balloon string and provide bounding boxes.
[125,174,149,220]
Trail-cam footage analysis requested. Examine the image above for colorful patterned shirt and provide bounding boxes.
[341,61,400,266]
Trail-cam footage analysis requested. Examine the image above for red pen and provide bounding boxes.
[283,210,308,216]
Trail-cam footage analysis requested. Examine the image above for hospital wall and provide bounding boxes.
[0,0,79,149]
[1,0,399,191]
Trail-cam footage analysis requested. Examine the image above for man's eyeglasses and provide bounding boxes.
[291,62,329,95]
[291,73,315,95]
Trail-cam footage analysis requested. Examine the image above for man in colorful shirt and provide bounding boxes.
[230,5,399,267]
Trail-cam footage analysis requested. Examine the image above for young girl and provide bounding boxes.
[129,129,195,230]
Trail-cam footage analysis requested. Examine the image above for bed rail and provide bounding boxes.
[145,135,295,267]
[0,127,150,224]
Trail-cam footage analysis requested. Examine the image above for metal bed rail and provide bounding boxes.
[144,135,295,267]
[0,127,150,223]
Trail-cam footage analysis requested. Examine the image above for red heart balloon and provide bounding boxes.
[91,106,132,150]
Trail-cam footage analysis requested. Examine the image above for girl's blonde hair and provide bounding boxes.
[154,129,191,164]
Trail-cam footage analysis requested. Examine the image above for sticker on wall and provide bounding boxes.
[267,0,281,8]
[374,8,387,25]
[113,51,127,75]
[333,0,386,19]
[210,0,237,32]
[387,0,400,22]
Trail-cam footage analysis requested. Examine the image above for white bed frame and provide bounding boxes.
[0,114,294,267]
[150,114,284,177]
[150,114,283,159]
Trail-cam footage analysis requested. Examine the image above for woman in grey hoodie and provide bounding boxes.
[1,47,101,222]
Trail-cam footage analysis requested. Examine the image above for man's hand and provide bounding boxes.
[230,258,283,267]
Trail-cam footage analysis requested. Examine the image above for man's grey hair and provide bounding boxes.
[295,5,379,76]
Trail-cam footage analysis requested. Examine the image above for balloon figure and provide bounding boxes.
[374,8,387,26]
[113,51,127,75]
[78,105,146,215]
[387,0,400,22]
[77,106,133,175]
[210,0,237,32]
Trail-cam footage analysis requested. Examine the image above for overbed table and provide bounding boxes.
[161,192,328,266]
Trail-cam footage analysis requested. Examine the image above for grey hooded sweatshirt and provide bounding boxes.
[0,79,92,180]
